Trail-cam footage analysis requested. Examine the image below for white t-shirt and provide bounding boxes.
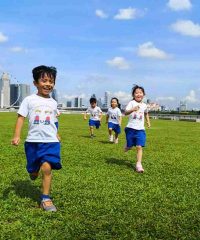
[125,100,148,130]
[107,107,122,124]
[18,94,59,142]
[86,106,102,121]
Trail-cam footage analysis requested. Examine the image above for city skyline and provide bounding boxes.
[0,0,200,109]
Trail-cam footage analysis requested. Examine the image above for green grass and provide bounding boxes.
[0,112,200,239]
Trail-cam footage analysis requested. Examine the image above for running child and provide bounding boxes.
[106,97,122,144]
[12,65,61,212]
[124,85,150,173]
[84,97,102,138]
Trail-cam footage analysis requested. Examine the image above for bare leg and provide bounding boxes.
[41,162,52,195]
[90,126,94,136]
[108,128,113,142]
[136,146,144,172]
[108,128,112,136]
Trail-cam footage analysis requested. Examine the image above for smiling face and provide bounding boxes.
[34,73,55,98]
[133,88,144,103]
[111,99,118,108]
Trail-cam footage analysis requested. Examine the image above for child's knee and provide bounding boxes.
[41,162,52,175]
[136,146,142,151]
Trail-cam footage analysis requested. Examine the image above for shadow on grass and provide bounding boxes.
[105,158,135,170]
[2,180,41,204]
[99,140,112,144]
[80,135,92,139]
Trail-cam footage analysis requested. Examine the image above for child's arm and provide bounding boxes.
[11,114,25,145]
[99,112,103,122]
[125,106,140,115]
[145,112,151,128]
[106,114,109,123]
[84,112,87,120]
[119,116,122,126]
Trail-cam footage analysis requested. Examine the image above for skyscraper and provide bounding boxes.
[66,101,72,107]
[104,91,109,108]
[0,73,10,108]
[74,97,83,107]
[52,89,58,102]
[10,84,30,106]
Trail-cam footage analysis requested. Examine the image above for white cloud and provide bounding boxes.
[0,32,8,43]
[112,91,132,104]
[95,9,108,19]
[185,90,199,103]
[10,47,27,53]
[156,96,176,102]
[167,0,192,11]
[106,57,131,70]
[171,20,200,37]
[137,42,170,59]
[114,7,138,20]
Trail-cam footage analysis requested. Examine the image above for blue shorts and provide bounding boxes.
[108,122,121,134]
[125,127,146,147]
[24,142,62,173]
[89,119,101,129]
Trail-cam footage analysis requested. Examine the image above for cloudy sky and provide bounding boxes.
[0,0,200,108]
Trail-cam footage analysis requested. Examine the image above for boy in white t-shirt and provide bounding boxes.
[12,65,61,212]
[124,85,150,173]
[84,97,102,138]
[106,97,122,144]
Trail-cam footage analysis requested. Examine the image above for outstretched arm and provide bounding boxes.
[11,114,25,145]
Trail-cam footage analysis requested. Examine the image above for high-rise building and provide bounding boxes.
[104,91,109,108]
[74,97,79,107]
[180,101,187,112]
[79,98,83,107]
[0,73,10,108]
[74,97,83,107]
[91,94,97,99]
[52,89,58,102]
[97,98,102,107]
[10,84,30,106]
[66,101,72,107]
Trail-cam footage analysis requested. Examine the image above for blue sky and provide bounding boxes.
[0,0,200,108]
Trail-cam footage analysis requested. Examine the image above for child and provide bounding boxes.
[124,85,150,173]
[11,65,61,212]
[84,97,102,138]
[106,97,122,144]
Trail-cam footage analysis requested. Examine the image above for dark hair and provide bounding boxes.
[32,65,57,83]
[132,85,145,98]
[90,97,97,104]
[111,97,121,109]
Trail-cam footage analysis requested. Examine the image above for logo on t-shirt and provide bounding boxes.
[33,107,53,125]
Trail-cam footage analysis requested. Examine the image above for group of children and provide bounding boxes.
[11,65,150,212]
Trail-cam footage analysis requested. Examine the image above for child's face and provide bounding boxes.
[34,73,55,98]
[111,99,118,108]
[134,88,144,102]
[90,102,97,108]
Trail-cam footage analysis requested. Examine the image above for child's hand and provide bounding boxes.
[57,134,61,141]
[11,137,20,146]
[147,122,151,128]
[132,106,140,112]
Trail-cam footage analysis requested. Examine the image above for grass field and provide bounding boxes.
[0,112,200,239]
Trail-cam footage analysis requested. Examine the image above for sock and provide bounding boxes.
[41,194,50,200]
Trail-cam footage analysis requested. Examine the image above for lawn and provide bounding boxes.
[0,112,199,239]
